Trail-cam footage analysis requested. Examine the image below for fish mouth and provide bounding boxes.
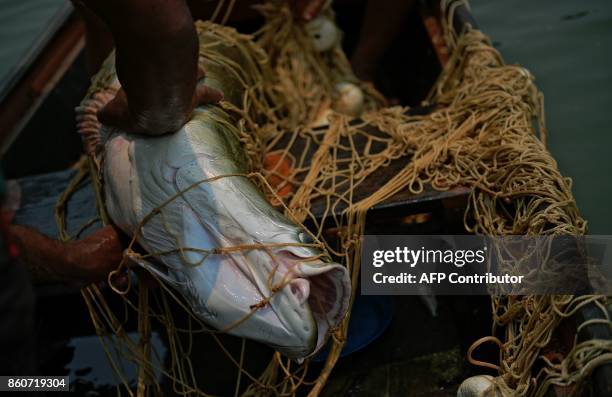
[298,265,351,358]
[258,249,351,359]
[136,236,351,360]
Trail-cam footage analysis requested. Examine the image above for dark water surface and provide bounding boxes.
[470,0,612,234]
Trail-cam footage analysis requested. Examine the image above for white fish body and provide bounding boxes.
[78,26,351,359]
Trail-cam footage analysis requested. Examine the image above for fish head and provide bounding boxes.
[141,127,352,359]
[161,208,351,359]
[238,230,351,359]
[180,196,350,359]
[211,166,351,358]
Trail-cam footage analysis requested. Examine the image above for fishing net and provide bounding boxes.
[56,0,612,396]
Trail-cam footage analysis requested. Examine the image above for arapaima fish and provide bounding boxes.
[76,23,350,359]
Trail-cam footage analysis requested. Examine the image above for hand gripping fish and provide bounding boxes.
[76,23,350,359]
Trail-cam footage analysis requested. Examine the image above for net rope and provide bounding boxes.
[56,1,611,396]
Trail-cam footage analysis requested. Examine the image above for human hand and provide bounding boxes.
[97,67,223,136]
[9,224,124,287]
[75,0,223,136]
[63,226,160,290]
[62,225,125,286]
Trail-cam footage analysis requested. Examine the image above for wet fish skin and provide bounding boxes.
[78,26,351,358]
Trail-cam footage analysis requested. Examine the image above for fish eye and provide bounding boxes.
[298,232,315,245]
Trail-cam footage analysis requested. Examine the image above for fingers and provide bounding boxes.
[96,88,133,130]
[86,225,124,255]
[95,68,222,135]
[197,65,207,80]
[194,66,224,105]
[195,84,224,106]
[106,266,159,290]
[73,225,125,283]
[73,225,157,290]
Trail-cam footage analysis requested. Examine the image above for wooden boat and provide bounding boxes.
[1,1,610,396]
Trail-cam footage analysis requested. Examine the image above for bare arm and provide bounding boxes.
[9,225,124,285]
[74,0,222,136]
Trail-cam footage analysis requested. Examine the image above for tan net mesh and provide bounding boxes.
[57,0,611,396]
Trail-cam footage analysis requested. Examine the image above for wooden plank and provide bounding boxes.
[0,13,85,153]
[270,109,470,221]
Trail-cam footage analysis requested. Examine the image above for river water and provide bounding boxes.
[470,0,612,234]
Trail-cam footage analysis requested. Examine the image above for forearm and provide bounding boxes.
[79,0,200,135]
[71,0,114,74]
[9,225,124,285]
[10,225,69,282]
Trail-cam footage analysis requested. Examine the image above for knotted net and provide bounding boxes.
[56,0,611,396]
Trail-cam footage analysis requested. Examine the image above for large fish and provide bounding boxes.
[76,23,350,359]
